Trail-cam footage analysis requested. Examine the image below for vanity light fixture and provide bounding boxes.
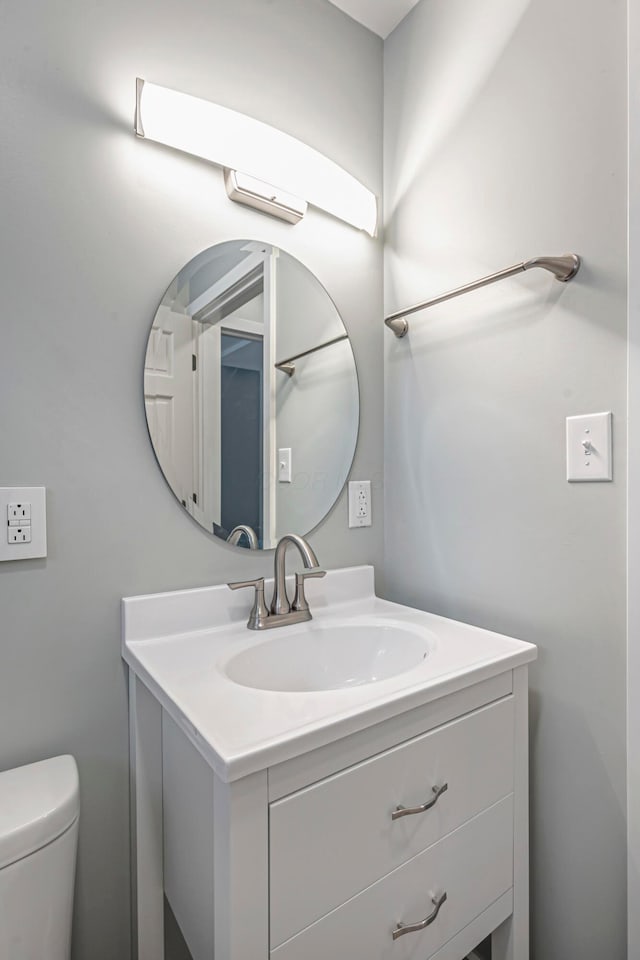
[135,79,377,235]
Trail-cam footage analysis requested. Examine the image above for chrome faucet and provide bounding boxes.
[228,534,325,630]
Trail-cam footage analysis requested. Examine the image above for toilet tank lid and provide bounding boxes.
[0,755,79,869]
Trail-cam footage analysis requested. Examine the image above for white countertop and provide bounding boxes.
[122,566,536,782]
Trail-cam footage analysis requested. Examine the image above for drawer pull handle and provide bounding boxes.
[392,891,447,941]
[391,782,448,820]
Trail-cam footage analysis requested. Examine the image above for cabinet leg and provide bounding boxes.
[493,665,530,960]
[129,671,165,960]
[492,912,526,960]
[213,771,269,959]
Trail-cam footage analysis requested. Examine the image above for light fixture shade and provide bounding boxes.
[135,79,378,235]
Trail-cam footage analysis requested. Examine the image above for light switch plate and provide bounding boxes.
[278,448,292,483]
[0,487,47,561]
[566,412,612,482]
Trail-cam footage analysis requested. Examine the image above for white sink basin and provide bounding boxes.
[223,620,430,692]
[123,565,537,780]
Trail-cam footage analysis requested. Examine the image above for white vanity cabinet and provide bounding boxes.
[130,668,529,960]
[123,567,535,960]
[269,693,515,952]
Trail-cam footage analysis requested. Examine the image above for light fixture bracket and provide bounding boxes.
[223,169,306,225]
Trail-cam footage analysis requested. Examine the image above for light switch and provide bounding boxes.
[278,448,292,483]
[566,412,612,482]
[0,487,47,561]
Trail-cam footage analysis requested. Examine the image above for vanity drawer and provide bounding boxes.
[271,794,513,960]
[270,696,514,947]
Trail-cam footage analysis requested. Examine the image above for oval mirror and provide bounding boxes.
[144,240,359,550]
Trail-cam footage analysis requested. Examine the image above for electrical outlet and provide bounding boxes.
[8,502,31,521]
[8,526,31,544]
[348,480,372,528]
[0,487,46,561]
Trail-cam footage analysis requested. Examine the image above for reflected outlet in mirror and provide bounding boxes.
[144,240,359,550]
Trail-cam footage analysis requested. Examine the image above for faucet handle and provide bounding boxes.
[228,577,263,590]
[228,577,270,629]
[292,568,326,614]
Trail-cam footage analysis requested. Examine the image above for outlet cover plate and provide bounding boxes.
[348,480,372,528]
[0,487,47,561]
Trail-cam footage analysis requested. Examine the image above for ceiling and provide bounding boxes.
[327,0,421,38]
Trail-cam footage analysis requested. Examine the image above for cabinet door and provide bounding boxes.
[271,796,514,960]
[270,696,514,947]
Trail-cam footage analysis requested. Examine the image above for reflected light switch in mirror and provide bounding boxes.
[279,448,292,483]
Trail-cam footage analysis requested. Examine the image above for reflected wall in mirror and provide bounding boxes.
[144,241,359,550]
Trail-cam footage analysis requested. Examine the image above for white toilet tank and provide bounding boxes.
[0,755,79,960]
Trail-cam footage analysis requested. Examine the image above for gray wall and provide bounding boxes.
[383,1,627,958]
[0,2,382,957]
